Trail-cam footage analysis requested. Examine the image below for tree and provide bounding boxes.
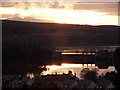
[3,44,52,75]
[114,47,120,73]
[80,68,98,82]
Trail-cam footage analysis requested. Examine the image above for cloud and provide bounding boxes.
[1,2,118,16]
[5,16,54,23]
[1,2,75,9]
[1,0,120,2]
[1,2,118,25]
[74,2,118,16]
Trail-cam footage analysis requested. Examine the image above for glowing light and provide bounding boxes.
[46,65,61,70]
[91,64,96,67]
[83,64,88,67]
[62,52,96,55]
[88,53,92,55]
[92,53,96,55]
[45,63,96,70]
[26,73,34,79]
[0,7,118,25]
[88,64,92,67]
[62,53,83,55]
[83,53,87,55]
[61,63,83,68]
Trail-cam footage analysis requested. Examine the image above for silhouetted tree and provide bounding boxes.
[114,47,120,73]
[113,47,120,89]
[2,44,52,75]
[80,68,98,82]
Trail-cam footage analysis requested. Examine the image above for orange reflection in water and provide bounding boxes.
[42,64,116,78]
[46,63,96,70]
[62,53,83,55]
[62,52,96,55]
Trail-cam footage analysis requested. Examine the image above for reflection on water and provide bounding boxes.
[55,46,119,53]
[62,52,96,55]
[42,64,116,78]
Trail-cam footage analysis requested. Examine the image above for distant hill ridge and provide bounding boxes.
[2,20,120,46]
[2,20,119,34]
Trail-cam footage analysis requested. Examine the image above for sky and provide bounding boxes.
[0,1,119,25]
[1,0,120,2]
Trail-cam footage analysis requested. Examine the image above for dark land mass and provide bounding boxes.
[2,20,120,48]
[2,20,120,74]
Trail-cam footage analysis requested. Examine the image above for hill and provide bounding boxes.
[2,20,119,48]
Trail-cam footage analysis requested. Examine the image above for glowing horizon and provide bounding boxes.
[45,63,96,70]
[41,63,116,78]
[0,7,118,25]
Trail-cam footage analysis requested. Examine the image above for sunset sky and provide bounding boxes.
[1,0,120,2]
[0,0,119,25]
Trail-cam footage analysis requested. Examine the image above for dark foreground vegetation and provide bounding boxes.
[2,44,53,75]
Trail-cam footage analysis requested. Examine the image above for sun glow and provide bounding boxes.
[46,63,96,70]
[42,64,116,78]
[0,7,118,25]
